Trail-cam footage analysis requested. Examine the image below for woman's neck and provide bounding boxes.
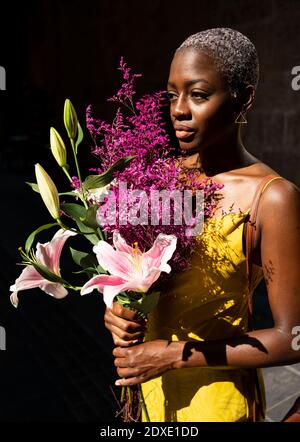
[178,136,259,177]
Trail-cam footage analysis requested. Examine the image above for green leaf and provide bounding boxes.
[70,247,105,277]
[72,264,104,275]
[61,202,86,220]
[97,226,107,241]
[116,291,160,319]
[61,203,99,245]
[72,267,98,277]
[82,156,135,190]
[59,191,79,197]
[25,223,59,253]
[75,219,99,245]
[26,182,40,193]
[131,291,161,317]
[80,204,99,230]
[96,264,105,273]
[75,121,84,154]
[69,247,98,268]
[116,292,134,309]
[31,261,66,284]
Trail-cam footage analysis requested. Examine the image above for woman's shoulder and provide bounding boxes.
[208,160,299,217]
[255,162,300,224]
[231,161,279,180]
[237,161,299,198]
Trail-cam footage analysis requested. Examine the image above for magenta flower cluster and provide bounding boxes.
[86,58,223,272]
[71,176,81,190]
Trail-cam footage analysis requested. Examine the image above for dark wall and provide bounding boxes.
[0,0,299,422]
[2,0,300,183]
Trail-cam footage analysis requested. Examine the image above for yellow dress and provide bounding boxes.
[141,209,265,422]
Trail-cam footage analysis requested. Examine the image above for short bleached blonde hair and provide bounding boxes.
[177,28,259,96]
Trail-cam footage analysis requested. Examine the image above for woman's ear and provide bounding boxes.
[232,85,256,113]
[241,85,256,112]
[240,84,255,112]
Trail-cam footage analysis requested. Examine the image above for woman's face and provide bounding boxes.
[167,48,236,154]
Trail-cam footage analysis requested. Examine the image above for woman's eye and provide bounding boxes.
[191,91,208,100]
[166,92,178,101]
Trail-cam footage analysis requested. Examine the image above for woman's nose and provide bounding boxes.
[172,96,191,119]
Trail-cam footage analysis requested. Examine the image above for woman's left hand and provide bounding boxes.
[113,339,183,386]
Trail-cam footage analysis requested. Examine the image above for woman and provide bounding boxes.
[104,28,300,422]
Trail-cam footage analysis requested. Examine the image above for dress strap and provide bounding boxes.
[246,174,284,304]
[245,174,284,423]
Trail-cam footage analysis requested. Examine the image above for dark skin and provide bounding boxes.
[104,48,300,388]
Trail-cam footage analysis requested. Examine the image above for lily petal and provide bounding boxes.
[10,292,19,308]
[85,232,177,306]
[39,281,68,299]
[81,274,126,296]
[10,265,46,292]
[81,273,127,308]
[157,263,172,274]
[126,268,162,293]
[9,266,68,307]
[113,231,136,254]
[102,283,129,308]
[93,241,133,279]
[36,229,77,274]
[10,229,76,307]
[144,234,177,270]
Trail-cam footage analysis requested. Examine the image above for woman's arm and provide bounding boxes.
[109,179,300,387]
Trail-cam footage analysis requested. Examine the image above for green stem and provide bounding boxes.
[137,383,150,422]
[70,138,88,209]
[57,218,95,236]
[120,386,126,403]
[62,166,72,182]
[97,227,105,241]
[64,284,82,291]
[127,386,132,403]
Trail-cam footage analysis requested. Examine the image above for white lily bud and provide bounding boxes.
[64,98,78,140]
[50,127,67,167]
[35,163,61,220]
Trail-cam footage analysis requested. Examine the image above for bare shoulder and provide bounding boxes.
[243,161,280,179]
[211,161,299,217]
[245,161,299,203]
[259,173,300,224]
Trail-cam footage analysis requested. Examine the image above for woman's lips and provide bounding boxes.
[175,130,195,140]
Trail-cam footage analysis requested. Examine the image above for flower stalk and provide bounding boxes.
[64,99,88,208]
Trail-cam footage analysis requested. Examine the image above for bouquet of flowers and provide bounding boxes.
[9,58,223,422]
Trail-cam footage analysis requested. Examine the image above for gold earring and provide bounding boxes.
[235,111,247,124]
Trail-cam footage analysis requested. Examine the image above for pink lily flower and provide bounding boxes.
[10,229,76,307]
[80,232,177,307]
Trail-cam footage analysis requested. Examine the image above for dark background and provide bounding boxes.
[0,0,300,422]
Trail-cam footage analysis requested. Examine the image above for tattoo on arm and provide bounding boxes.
[264,259,275,287]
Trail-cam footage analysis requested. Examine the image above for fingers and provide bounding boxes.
[114,357,144,383]
[116,367,140,378]
[110,302,147,323]
[104,306,146,331]
[113,346,129,357]
[110,327,144,347]
[115,376,144,387]
[104,307,146,345]
[111,331,133,348]
[112,348,142,378]
[105,310,146,334]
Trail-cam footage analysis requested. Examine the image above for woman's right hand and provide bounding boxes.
[104,302,147,347]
